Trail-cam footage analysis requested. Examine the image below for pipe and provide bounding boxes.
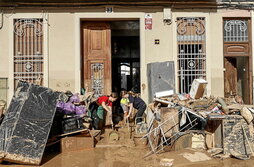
[0,10,3,29]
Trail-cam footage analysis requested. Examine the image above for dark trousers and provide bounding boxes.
[89,101,100,130]
[136,103,147,124]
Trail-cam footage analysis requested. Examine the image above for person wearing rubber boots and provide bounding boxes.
[89,92,118,130]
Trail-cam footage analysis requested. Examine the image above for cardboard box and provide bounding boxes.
[61,136,94,153]
[189,79,208,99]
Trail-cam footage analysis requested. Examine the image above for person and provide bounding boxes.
[89,92,118,129]
[120,90,130,126]
[121,91,146,124]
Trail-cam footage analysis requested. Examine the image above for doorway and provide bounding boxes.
[81,20,140,97]
[223,18,252,104]
[224,57,250,103]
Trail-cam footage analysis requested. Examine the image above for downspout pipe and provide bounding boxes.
[0,10,3,29]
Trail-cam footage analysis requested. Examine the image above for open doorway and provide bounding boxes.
[224,56,250,104]
[223,18,252,104]
[81,20,140,97]
[111,21,140,93]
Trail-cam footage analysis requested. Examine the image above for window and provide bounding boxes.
[224,19,248,42]
[13,19,44,88]
[177,17,206,93]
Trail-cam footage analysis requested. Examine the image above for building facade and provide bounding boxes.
[0,0,253,104]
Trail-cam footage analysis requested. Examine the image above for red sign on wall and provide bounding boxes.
[145,14,152,30]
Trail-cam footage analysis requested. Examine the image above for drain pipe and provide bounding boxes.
[0,10,3,29]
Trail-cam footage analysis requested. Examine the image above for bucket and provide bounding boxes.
[133,133,148,147]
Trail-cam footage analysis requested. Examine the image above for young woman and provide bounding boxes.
[89,92,118,129]
[121,91,147,124]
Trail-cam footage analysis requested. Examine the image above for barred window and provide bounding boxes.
[13,19,43,88]
[177,17,206,93]
[224,20,248,42]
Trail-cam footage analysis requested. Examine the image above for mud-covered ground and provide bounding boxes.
[1,146,254,167]
[1,127,254,167]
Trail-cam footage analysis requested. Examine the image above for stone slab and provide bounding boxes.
[147,61,175,102]
[0,81,60,165]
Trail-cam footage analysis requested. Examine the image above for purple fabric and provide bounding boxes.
[75,105,86,115]
[69,94,80,103]
[57,101,86,115]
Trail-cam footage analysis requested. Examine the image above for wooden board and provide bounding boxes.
[224,57,237,97]
[61,136,94,153]
[2,81,60,165]
[160,107,179,138]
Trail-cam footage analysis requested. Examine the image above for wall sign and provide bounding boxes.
[155,39,160,44]
[145,13,152,30]
[105,6,113,13]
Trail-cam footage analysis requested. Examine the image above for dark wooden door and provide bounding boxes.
[224,57,237,97]
[82,22,111,97]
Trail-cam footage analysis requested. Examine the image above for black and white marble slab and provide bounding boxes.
[0,81,30,159]
[0,81,61,165]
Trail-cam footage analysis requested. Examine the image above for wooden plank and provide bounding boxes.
[58,129,89,137]
[160,107,179,138]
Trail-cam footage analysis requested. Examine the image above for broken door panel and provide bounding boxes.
[224,57,237,97]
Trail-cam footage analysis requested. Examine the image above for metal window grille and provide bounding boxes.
[13,19,43,88]
[223,20,248,42]
[177,17,206,94]
[0,78,8,102]
[91,63,104,98]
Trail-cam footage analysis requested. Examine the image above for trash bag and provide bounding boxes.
[69,93,80,103]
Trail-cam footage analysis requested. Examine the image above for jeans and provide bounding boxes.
[136,103,147,124]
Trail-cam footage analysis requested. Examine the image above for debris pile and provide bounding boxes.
[0,81,96,165]
[145,79,254,160]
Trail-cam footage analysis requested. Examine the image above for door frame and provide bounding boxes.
[223,17,253,104]
[74,13,145,98]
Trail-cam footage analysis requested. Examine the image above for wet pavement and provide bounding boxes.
[1,127,254,167]
[1,147,254,167]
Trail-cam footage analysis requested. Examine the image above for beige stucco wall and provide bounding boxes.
[0,16,9,78]
[209,11,224,97]
[48,13,76,92]
[0,8,253,104]
[145,12,173,63]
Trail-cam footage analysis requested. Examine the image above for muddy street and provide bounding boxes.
[1,146,254,167]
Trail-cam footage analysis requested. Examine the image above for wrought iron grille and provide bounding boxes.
[0,78,8,102]
[13,19,43,88]
[177,17,206,94]
[91,63,104,98]
[223,20,248,42]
